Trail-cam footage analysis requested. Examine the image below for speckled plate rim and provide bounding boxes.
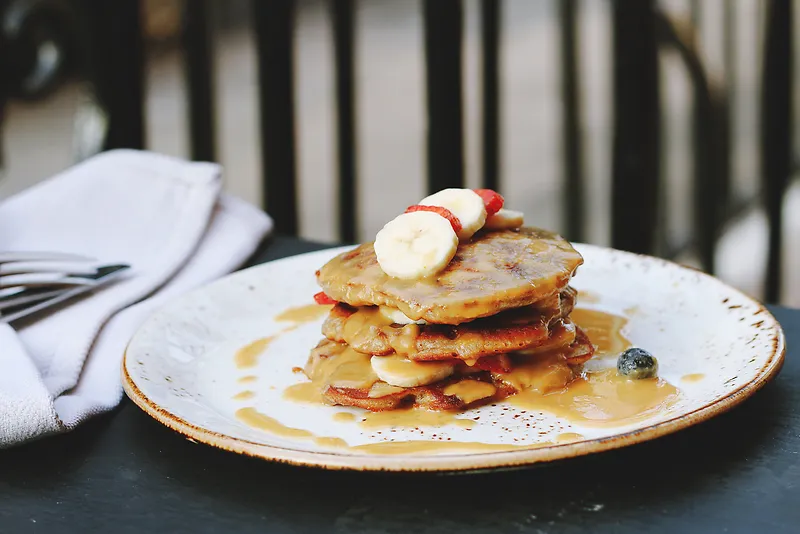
[122,244,786,473]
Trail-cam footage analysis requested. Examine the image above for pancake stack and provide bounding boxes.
[302,227,595,411]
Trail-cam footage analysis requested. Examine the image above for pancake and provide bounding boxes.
[321,287,577,361]
[316,227,583,325]
[305,332,595,412]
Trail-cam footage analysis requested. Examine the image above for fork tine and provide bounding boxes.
[0,261,104,277]
[0,263,129,296]
[0,265,130,324]
[0,273,100,289]
[0,252,96,263]
[0,288,66,311]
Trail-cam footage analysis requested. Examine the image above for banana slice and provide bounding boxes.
[419,188,487,240]
[484,208,524,230]
[379,306,427,325]
[371,355,455,388]
[374,211,458,279]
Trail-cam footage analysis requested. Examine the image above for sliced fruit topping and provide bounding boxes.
[313,291,337,305]
[379,306,427,325]
[404,204,462,235]
[484,208,524,230]
[419,188,487,240]
[371,355,455,387]
[374,211,458,279]
[473,188,505,217]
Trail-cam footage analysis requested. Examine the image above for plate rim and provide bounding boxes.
[122,243,787,473]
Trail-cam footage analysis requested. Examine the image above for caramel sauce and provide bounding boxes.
[681,373,705,383]
[391,324,422,355]
[236,407,314,439]
[244,373,677,455]
[237,408,350,449]
[283,344,378,404]
[333,412,357,423]
[236,407,553,454]
[275,303,332,323]
[348,440,552,455]
[577,290,601,304]
[234,336,276,369]
[238,375,257,384]
[556,432,584,442]
[232,390,256,400]
[306,344,378,389]
[313,437,349,448]
[360,408,475,429]
[510,369,679,427]
[499,352,575,394]
[342,306,393,337]
[624,305,640,316]
[339,307,422,356]
[284,382,324,404]
[443,380,497,405]
[258,299,682,454]
[368,382,406,398]
[518,320,576,355]
[571,308,631,356]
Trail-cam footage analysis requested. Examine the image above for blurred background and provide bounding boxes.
[0,0,797,305]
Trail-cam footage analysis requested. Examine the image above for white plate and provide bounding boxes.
[123,244,785,472]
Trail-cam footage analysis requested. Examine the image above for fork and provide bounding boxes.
[0,252,130,324]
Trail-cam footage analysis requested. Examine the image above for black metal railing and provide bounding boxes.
[610,0,661,257]
[761,0,792,303]
[423,0,465,193]
[0,18,7,170]
[183,0,216,163]
[480,0,500,195]
[253,0,299,236]
[332,0,357,243]
[0,0,793,303]
[81,0,145,151]
[559,0,583,242]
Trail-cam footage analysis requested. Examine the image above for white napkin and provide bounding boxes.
[0,149,273,447]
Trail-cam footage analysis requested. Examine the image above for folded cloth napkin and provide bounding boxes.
[0,149,273,447]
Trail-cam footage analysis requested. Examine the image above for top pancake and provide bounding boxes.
[316,227,583,324]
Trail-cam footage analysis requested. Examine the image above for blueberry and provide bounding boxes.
[617,348,658,379]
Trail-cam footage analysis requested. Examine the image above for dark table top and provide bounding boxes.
[1,236,798,533]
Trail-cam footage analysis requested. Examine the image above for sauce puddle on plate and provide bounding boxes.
[234,337,276,369]
[236,407,521,454]
[284,382,324,404]
[349,440,553,455]
[556,432,584,443]
[681,373,705,383]
[359,409,475,430]
[571,308,631,356]
[274,304,332,324]
[509,369,679,427]
[234,329,299,369]
[233,305,679,454]
[237,407,314,439]
[333,412,357,423]
[233,302,330,370]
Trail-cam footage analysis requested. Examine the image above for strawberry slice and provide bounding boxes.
[313,291,337,305]
[404,205,463,235]
[473,189,504,217]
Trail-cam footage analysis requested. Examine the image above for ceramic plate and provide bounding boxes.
[123,244,785,472]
